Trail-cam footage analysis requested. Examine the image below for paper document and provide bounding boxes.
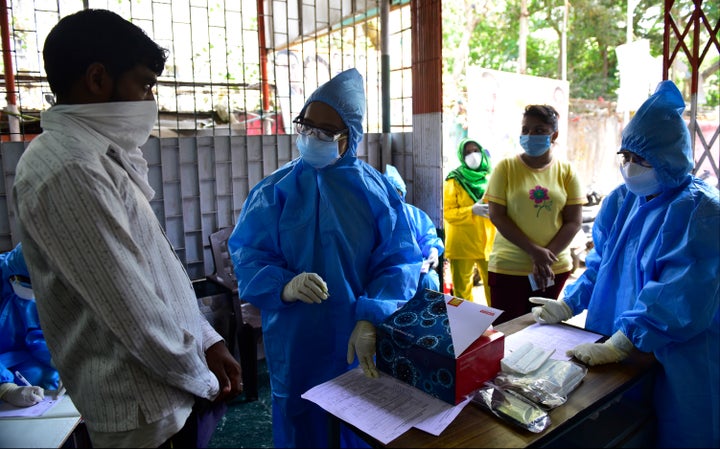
[503,323,603,361]
[0,393,66,419]
[301,368,472,445]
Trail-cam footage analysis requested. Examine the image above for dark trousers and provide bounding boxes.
[158,398,227,448]
[488,271,571,325]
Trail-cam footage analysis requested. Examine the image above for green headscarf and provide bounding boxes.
[445,138,492,202]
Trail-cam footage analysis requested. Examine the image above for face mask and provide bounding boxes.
[297,134,340,169]
[55,100,158,152]
[519,134,552,156]
[464,152,483,170]
[10,276,34,300]
[620,162,661,197]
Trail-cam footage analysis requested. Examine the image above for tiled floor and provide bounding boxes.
[209,357,273,448]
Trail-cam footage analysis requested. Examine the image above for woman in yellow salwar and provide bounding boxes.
[443,138,496,304]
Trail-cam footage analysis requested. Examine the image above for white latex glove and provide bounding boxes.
[566,330,634,366]
[0,383,44,407]
[471,202,490,218]
[281,272,329,304]
[529,297,574,324]
[426,247,439,270]
[346,320,378,378]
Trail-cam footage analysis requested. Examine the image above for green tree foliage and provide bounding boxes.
[443,0,718,105]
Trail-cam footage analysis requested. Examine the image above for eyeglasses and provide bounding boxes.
[617,151,652,168]
[293,117,348,142]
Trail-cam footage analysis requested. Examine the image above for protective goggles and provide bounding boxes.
[293,117,348,142]
[617,150,652,168]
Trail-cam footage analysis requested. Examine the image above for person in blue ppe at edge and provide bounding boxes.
[530,80,719,448]
[0,243,60,407]
[228,68,422,448]
[384,164,445,299]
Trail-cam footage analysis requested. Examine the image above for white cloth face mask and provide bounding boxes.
[51,101,159,199]
[53,100,158,152]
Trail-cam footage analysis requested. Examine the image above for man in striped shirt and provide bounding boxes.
[12,9,242,448]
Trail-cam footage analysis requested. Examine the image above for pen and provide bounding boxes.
[14,371,31,387]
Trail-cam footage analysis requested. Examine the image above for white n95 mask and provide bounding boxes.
[464,152,483,170]
[620,162,661,197]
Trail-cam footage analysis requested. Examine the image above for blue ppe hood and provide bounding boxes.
[621,80,693,190]
[298,68,366,157]
[384,164,406,199]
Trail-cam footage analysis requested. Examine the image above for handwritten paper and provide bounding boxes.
[302,367,472,445]
[0,394,64,419]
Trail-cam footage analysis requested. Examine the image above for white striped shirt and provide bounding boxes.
[12,107,222,438]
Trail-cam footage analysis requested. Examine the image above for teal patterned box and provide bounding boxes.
[376,289,504,405]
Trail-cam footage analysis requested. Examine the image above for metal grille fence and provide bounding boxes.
[1,0,414,141]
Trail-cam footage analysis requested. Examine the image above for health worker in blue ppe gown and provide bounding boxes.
[0,243,59,407]
[384,164,445,298]
[228,68,422,448]
[530,80,719,448]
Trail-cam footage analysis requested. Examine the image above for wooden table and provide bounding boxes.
[350,313,659,448]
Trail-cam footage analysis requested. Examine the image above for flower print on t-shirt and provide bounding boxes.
[529,185,553,217]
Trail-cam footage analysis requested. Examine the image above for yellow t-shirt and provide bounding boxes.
[484,154,585,275]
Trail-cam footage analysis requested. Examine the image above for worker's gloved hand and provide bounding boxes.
[567,330,634,366]
[281,272,329,304]
[471,202,489,218]
[529,297,574,324]
[426,248,440,270]
[347,320,378,378]
[0,383,44,407]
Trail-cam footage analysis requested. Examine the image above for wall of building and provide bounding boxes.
[0,132,416,280]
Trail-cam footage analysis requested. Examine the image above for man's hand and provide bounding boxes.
[205,341,243,402]
[566,330,634,366]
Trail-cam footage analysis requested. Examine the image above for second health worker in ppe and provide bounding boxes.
[228,68,421,448]
[531,80,719,448]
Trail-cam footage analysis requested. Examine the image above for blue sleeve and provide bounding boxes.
[406,204,444,258]
[562,188,624,313]
[228,177,297,312]
[620,187,720,350]
[0,360,13,384]
[355,175,422,324]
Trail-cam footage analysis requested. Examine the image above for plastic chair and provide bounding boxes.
[206,226,263,401]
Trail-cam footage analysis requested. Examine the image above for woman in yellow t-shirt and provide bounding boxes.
[484,105,584,324]
[443,138,496,304]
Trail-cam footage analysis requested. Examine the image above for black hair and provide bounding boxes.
[43,9,168,97]
[523,104,559,132]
